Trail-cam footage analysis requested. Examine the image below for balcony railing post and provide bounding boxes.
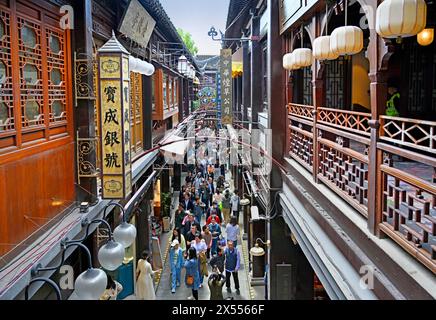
[312,78,323,183]
[367,71,388,237]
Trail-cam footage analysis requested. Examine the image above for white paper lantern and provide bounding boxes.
[376,0,427,39]
[282,53,293,70]
[292,48,313,68]
[330,26,363,56]
[313,36,340,61]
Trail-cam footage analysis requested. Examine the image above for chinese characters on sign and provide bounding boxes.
[216,73,222,129]
[119,0,156,48]
[98,52,132,199]
[220,49,233,125]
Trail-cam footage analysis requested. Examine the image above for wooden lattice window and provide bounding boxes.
[130,72,143,157]
[173,78,178,107]
[0,2,70,152]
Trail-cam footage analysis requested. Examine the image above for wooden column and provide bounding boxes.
[242,41,251,129]
[312,78,323,182]
[267,0,287,300]
[74,0,97,203]
[251,16,262,129]
[178,77,184,123]
[367,71,387,236]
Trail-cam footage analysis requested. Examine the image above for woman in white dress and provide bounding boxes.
[136,251,160,300]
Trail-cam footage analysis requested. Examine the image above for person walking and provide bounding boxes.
[202,225,212,259]
[169,239,184,294]
[231,189,241,221]
[185,224,200,250]
[192,234,208,288]
[209,246,225,273]
[184,247,201,300]
[221,189,231,225]
[208,268,226,300]
[136,251,160,300]
[207,177,215,206]
[171,228,186,253]
[226,216,240,247]
[208,217,221,256]
[183,192,195,212]
[193,196,204,225]
[174,203,186,231]
[224,241,241,295]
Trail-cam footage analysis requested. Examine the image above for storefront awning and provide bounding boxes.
[160,134,190,157]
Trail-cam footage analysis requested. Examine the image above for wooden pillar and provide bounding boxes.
[179,77,184,123]
[251,16,262,129]
[74,0,97,203]
[174,164,181,192]
[242,41,251,129]
[267,0,287,300]
[312,78,323,182]
[367,71,387,236]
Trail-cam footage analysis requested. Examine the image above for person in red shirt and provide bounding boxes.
[206,213,221,225]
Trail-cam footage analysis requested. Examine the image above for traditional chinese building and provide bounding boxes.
[0,0,197,300]
[225,0,435,300]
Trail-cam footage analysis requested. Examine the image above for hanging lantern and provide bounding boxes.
[376,0,427,39]
[292,48,312,68]
[417,28,434,46]
[282,53,293,70]
[313,36,339,60]
[330,26,363,56]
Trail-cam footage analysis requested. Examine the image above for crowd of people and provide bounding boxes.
[169,163,243,300]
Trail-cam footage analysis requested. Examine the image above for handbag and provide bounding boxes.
[186,275,194,286]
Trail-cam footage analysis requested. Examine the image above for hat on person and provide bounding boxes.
[171,239,179,247]
[186,210,194,216]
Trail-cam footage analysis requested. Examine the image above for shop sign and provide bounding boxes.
[220,49,233,125]
[119,0,156,48]
[98,42,132,199]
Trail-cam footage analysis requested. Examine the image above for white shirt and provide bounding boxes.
[231,195,240,212]
[226,224,240,242]
[192,239,207,254]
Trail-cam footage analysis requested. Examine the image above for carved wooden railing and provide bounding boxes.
[380,116,436,154]
[288,104,314,171]
[318,137,369,217]
[318,107,371,136]
[379,158,436,273]
[287,103,436,273]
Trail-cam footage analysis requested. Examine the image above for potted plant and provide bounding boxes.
[161,192,172,232]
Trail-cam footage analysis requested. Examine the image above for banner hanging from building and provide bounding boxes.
[216,73,222,129]
[119,0,156,48]
[220,49,233,125]
[98,34,132,199]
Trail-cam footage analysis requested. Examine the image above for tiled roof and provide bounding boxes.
[225,0,255,39]
[138,0,199,70]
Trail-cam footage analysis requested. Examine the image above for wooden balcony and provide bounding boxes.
[287,103,436,274]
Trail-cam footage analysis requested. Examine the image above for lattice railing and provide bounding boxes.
[317,137,369,217]
[380,116,436,153]
[289,124,313,171]
[379,162,436,273]
[288,103,314,121]
[318,107,371,136]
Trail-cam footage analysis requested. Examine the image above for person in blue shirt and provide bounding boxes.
[224,240,240,295]
[184,247,201,300]
[169,239,184,294]
[208,217,221,256]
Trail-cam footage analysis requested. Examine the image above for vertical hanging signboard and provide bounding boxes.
[216,73,222,129]
[98,32,132,199]
[220,49,233,125]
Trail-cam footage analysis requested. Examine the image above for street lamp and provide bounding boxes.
[178,55,188,74]
[30,242,107,300]
[109,202,137,249]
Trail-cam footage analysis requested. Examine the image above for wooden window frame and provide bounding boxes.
[0,0,72,160]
